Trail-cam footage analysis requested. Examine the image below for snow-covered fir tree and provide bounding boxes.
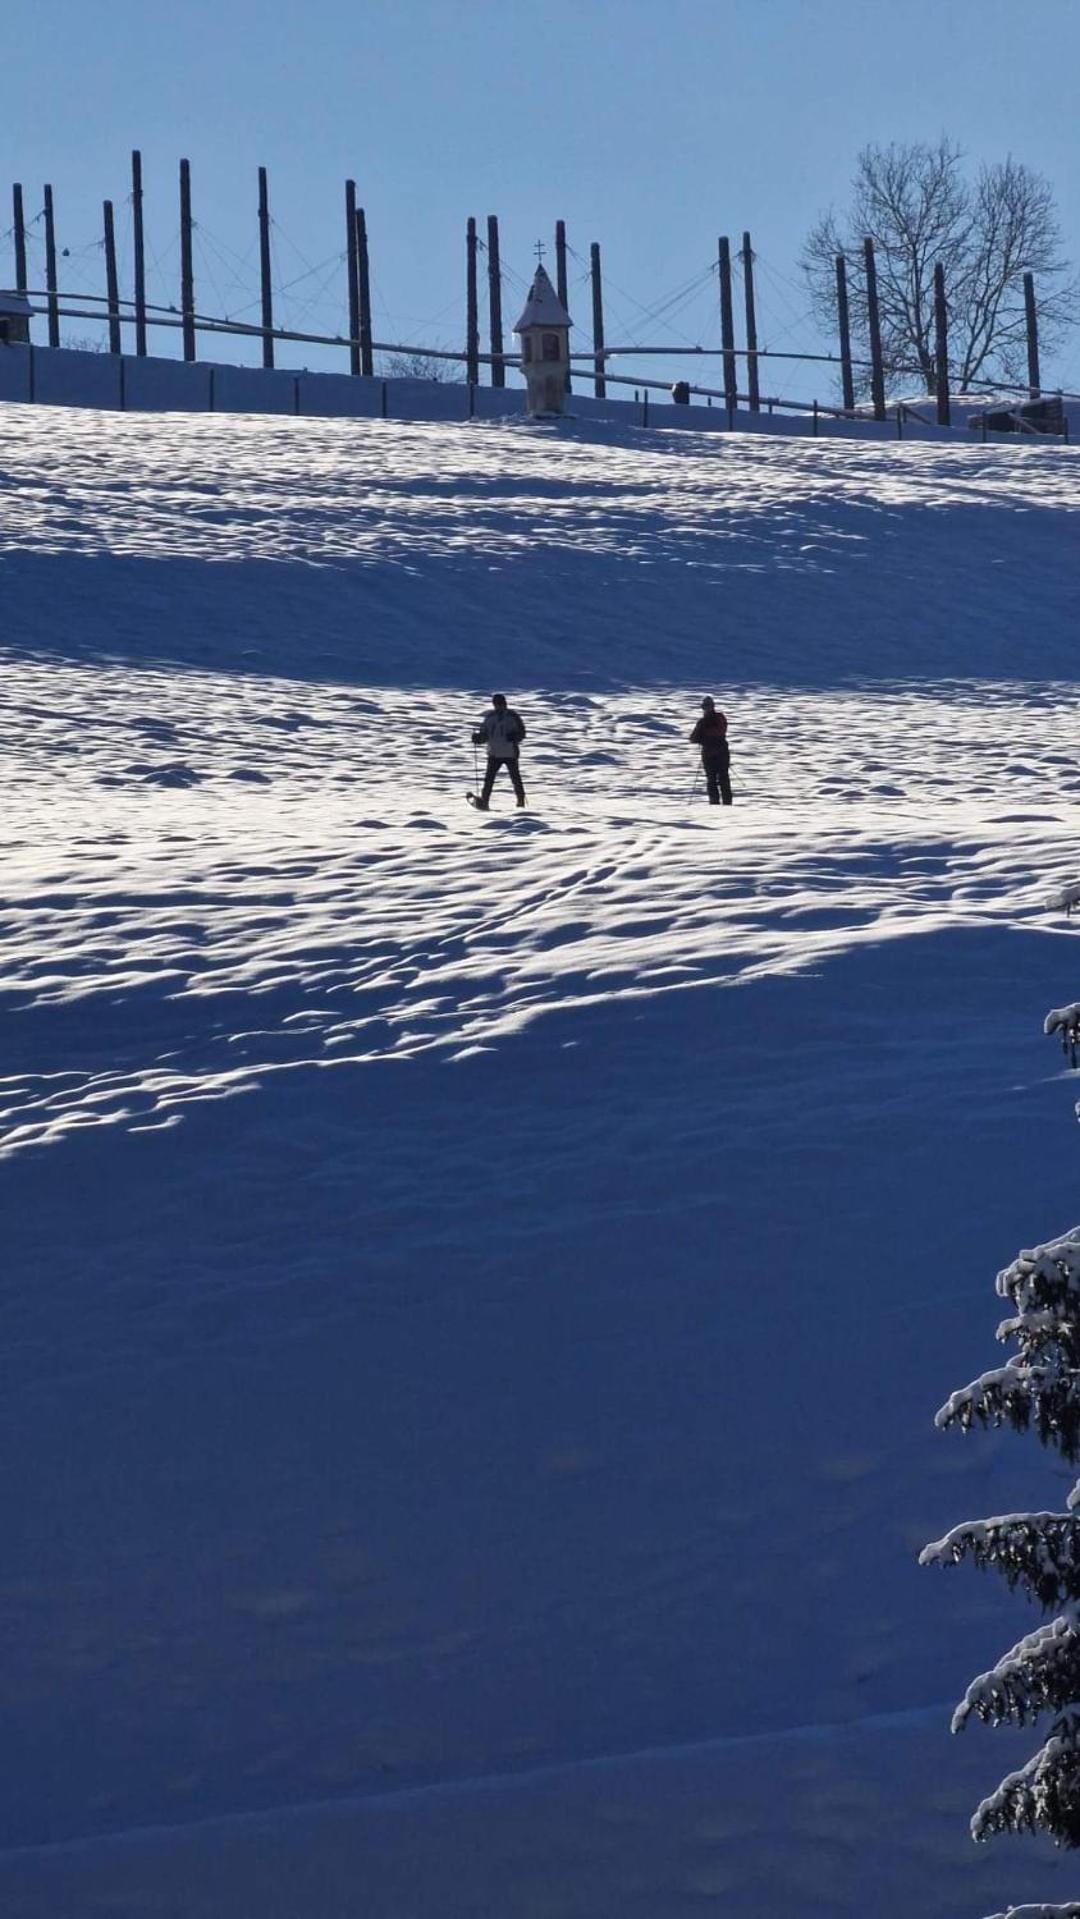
[921,1220,1080,1917]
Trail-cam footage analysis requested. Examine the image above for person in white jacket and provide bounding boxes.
[471,694,527,808]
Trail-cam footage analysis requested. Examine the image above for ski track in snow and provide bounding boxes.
[2,660,1080,1156]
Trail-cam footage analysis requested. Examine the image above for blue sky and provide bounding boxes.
[4,0,1079,401]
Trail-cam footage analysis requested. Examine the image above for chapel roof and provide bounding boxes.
[513,265,571,333]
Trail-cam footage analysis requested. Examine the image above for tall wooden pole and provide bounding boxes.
[179,158,196,361]
[718,235,737,412]
[555,218,571,392]
[12,184,27,292]
[835,254,855,412]
[863,236,885,420]
[131,150,147,356]
[486,214,504,387]
[355,207,373,376]
[43,184,59,347]
[741,231,759,412]
[933,260,950,427]
[258,166,274,369]
[590,241,606,398]
[466,217,479,385]
[345,179,360,375]
[103,200,122,353]
[1023,270,1040,397]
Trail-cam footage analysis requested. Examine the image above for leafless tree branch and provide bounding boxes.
[802,141,1076,401]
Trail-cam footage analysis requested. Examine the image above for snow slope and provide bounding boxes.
[1,405,1079,1916]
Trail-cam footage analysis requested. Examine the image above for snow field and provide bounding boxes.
[1,403,1079,1914]
[4,660,1080,1157]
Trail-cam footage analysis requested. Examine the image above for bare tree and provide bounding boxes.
[382,350,463,384]
[803,140,1075,397]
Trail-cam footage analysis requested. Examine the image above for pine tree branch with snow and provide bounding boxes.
[932,1229,1080,1461]
[972,1715,1080,1846]
[984,1903,1080,1917]
[924,1201,1080,1908]
[936,1361,1080,1458]
[997,1234,1080,1325]
[921,1514,1080,1608]
[1047,1008,1080,1068]
[951,1615,1080,1731]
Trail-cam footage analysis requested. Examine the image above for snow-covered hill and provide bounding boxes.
[1,404,1079,1917]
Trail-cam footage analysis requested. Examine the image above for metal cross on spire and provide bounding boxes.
[534,240,546,264]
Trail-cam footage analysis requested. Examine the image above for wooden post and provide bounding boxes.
[103,200,122,353]
[12,184,27,292]
[43,184,59,347]
[487,215,504,387]
[466,217,479,385]
[1024,270,1040,397]
[590,241,606,398]
[741,231,759,413]
[356,207,373,376]
[555,218,571,391]
[345,179,360,374]
[933,260,950,427]
[718,236,737,413]
[258,166,274,369]
[835,254,855,412]
[863,236,885,421]
[132,151,147,356]
[179,158,196,361]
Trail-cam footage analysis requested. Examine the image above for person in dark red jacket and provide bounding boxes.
[689,696,732,805]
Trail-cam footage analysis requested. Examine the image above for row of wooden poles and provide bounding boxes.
[5,155,767,404]
[7,158,375,371]
[6,156,1046,417]
[638,242,1045,423]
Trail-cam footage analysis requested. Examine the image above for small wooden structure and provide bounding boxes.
[0,290,32,345]
[513,265,572,416]
[969,395,1065,436]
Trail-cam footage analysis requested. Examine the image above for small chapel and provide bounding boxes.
[513,265,572,417]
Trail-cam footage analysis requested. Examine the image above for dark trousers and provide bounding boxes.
[704,754,732,805]
[480,755,525,805]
